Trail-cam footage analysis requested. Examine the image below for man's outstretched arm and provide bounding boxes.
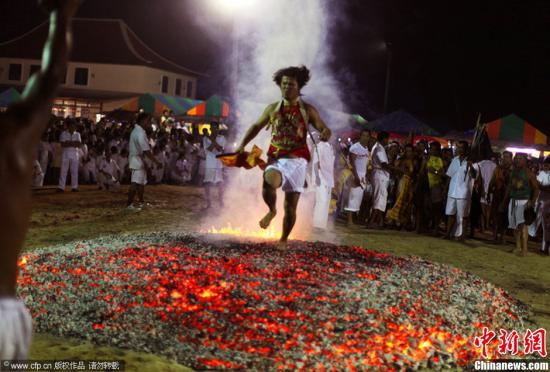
[307,104,331,141]
[6,0,80,130]
[236,105,272,152]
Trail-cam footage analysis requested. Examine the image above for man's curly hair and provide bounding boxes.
[273,65,311,89]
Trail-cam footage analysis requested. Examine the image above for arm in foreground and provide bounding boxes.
[0,0,80,297]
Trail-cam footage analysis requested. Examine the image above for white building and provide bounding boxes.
[0,18,205,118]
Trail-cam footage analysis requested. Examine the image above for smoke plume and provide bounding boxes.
[201,0,347,242]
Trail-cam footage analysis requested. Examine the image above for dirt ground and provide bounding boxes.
[24,185,550,370]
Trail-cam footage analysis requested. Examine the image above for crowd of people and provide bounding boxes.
[33,115,226,192]
[33,115,550,256]
[334,129,550,256]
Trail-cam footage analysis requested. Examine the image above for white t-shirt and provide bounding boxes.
[128,125,150,170]
[447,156,474,199]
[371,142,389,180]
[203,135,225,170]
[537,170,550,187]
[349,142,369,178]
[59,131,81,157]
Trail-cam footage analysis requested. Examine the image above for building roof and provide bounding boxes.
[0,18,205,77]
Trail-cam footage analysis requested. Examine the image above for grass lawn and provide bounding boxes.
[24,184,550,370]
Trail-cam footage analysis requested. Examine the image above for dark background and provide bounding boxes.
[1,0,549,133]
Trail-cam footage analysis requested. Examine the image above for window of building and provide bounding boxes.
[175,79,182,96]
[74,67,89,85]
[61,68,67,84]
[161,76,169,94]
[8,64,22,81]
[30,64,41,77]
[186,81,193,97]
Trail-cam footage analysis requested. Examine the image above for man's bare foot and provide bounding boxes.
[259,210,276,229]
[276,240,288,251]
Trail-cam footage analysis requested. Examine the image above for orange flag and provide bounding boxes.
[216,145,267,170]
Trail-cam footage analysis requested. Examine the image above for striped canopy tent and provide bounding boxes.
[0,87,21,108]
[186,95,230,118]
[118,93,202,116]
[351,114,368,126]
[485,114,548,145]
[367,110,441,136]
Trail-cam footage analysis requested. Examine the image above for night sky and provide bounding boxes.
[1,0,549,133]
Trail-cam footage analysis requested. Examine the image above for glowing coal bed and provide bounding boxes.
[17,233,530,370]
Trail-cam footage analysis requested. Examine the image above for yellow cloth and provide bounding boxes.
[217,145,267,170]
[427,156,444,188]
[387,175,412,223]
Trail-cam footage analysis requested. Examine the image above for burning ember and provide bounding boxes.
[205,223,280,240]
[16,233,533,369]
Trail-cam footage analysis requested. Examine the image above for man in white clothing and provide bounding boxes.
[172,151,191,184]
[476,158,497,232]
[203,122,225,209]
[445,141,477,240]
[344,129,370,226]
[57,118,81,192]
[127,113,162,209]
[97,150,121,191]
[38,132,50,180]
[81,148,97,184]
[0,0,79,360]
[369,131,391,228]
[151,147,166,184]
[312,134,336,230]
[32,160,44,188]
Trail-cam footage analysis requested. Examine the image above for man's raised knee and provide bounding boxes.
[264,169,282,188]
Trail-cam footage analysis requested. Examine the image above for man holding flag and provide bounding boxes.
[234,66,331,250]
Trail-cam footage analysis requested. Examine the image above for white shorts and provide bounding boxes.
[446,197,469,237]
[204,167,223,184]
[265,158,308,193]
[445,197,470,218]
[0,298,33,359]
[508,199,528,229]
[345,185,365,212]
[130,169,147,185]
[372,177,389,212]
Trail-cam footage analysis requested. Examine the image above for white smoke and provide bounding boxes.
[201,0,346,242]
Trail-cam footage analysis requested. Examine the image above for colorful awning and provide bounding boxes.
[186,95,230,118]
[118,93,203,116]
[486,114,548,145]
[0,87,21,108]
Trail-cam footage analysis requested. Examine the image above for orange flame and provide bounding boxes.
[205,223,280,240]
